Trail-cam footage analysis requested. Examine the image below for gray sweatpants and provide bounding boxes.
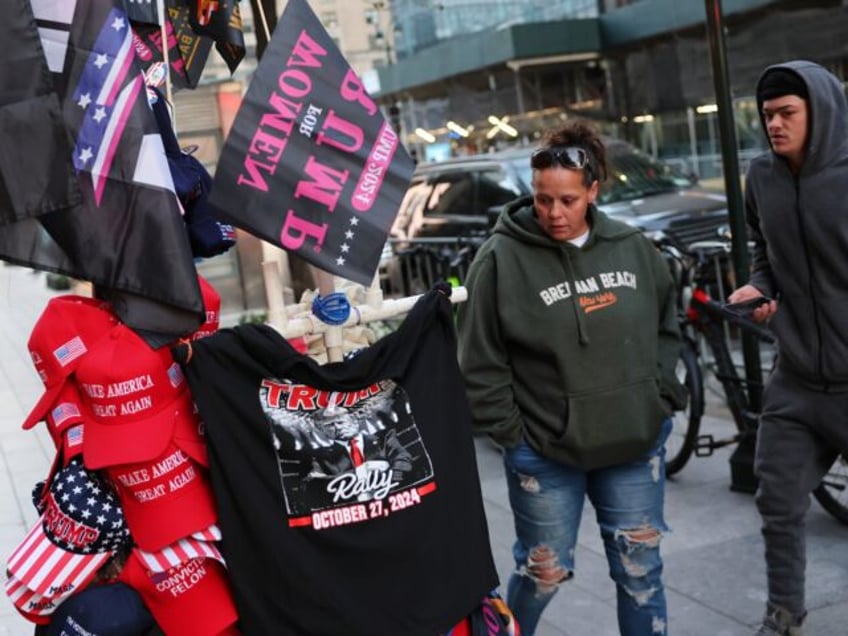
[754,366,848,616]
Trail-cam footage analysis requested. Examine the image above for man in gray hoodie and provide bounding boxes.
[728,60,848,636]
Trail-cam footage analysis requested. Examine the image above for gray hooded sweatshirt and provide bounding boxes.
[746,60,848,389]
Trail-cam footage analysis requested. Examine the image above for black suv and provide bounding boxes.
[381,139,729,295]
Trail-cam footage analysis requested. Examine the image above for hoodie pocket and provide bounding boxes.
[541,378,666,470]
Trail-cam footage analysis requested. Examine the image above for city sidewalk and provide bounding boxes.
[0,264,846,635]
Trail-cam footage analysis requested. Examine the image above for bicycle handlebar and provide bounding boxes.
[691,292,775,343]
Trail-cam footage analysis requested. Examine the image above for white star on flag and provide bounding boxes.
[94,53,108,68]
[79,147,93,164]
[350,217,359,226]
[111,16,125,30]
[77,93,91,109]
[345,230,354,239]
[93,107,106,123]
[336,256,346,266]
[341,244,350,253]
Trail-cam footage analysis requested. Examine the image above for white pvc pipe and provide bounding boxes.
[262,260,288,331]
[271,287,467,339]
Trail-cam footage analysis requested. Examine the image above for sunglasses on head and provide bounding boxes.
[530,146,590,171]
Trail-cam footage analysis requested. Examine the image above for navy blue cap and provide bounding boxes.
[44,582,155,636]
[148,87,236,259]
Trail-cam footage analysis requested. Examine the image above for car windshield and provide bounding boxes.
[509,143,687,204]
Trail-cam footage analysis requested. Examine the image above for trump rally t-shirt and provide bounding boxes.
[175,287,498,635]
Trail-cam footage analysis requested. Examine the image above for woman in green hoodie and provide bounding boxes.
[457,122,685,636]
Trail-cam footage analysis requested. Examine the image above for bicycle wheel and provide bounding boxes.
[665,341,704,477]
[813,454,848,525]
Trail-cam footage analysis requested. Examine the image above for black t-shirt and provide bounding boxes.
[175,288,498,635]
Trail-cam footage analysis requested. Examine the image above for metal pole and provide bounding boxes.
[156,0,174,127]
[704,0,763,495]
[687,107,700,179]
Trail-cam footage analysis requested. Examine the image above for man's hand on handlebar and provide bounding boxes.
[727,284,777,323]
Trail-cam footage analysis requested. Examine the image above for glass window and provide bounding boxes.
[477,167,523,211]
[423,174,475,217]
[601,143,685,203]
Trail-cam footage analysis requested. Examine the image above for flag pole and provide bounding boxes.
[253,0,272,50]
[156,0,175,126]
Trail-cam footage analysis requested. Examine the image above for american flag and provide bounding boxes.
[71,8,153,205]
[51,401,81,427]
[53,336,87,367]
[0,0,205,340]
[167,362,184,388]
[65,424,84,449]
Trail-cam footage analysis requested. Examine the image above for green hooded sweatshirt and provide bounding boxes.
[457,196,686,470]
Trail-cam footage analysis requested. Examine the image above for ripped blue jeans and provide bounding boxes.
[502,418,671,636]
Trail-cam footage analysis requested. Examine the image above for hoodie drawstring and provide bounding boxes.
[561,247,590,346]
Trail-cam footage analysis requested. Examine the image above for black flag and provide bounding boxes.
[130,1,214,91]
[0,0,80,225]
[209,0,415,285]
[0,0,204,339]
[248,0,277,60]
[121,0,159,24]
[186,0,245,74]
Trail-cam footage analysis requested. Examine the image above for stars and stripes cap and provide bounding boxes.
[5,457,131,613]
[4,574,57,624]
[132,524,225,574]
[22,296,118,431]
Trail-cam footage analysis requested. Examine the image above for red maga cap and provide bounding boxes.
[119,552,238,636]
[45,383,86,466]
[76,323,200,470]
[23,296,118,431]
[190,275,221,341]
[105,443,217,551]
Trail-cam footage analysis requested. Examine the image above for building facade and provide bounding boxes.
[373,0,848,170]
[171,0,848,317]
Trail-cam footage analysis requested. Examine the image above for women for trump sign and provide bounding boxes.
[209,0,415,285]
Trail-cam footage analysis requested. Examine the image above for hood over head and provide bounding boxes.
[755,60,848,174]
